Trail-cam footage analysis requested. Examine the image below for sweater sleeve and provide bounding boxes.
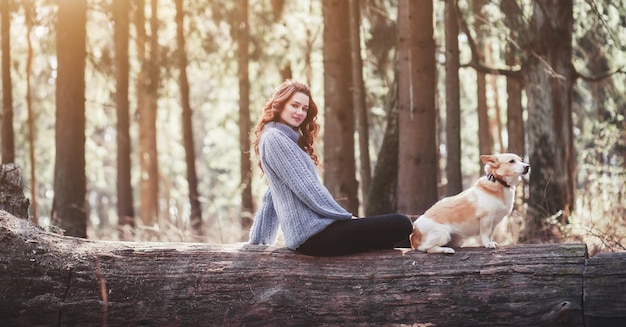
[261,131,352,219]
[248,190,279,245]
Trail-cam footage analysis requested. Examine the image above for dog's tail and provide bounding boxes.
[409,225,423,250]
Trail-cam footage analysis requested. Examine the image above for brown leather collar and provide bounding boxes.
[487,173,511,188]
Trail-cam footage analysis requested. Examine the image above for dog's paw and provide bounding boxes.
[425,246,456,254]
[484,241,498,249]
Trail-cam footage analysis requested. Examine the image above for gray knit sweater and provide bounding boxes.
[249,122,353,250]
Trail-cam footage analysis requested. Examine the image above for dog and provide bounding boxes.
[410,153,530,254]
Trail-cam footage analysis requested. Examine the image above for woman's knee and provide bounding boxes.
[393,213,414,232]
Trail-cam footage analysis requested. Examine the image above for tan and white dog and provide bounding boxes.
[410,153,530,254]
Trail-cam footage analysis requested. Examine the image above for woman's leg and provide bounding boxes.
[296,214,413,256]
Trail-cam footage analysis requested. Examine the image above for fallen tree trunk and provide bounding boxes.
[0,211,624,326]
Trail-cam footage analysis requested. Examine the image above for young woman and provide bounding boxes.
[248,80,412,256]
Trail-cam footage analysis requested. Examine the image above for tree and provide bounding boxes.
[303,1,316,86]
[445,0,462,196]
[237,0,253,230]
[175,0,203,235]
[52,0,87,237]
[24,0,38,223]
[473,0,493,166]
[523,0,576,240]
[501,1,525,156]
[349,0,371,212]
[136,0,160,229]
[366,76,398,216]
[397,0,438,215]
[113,0,135,239]
[487,47,505,154]
[1,0,15,164]
[322,0,358,213]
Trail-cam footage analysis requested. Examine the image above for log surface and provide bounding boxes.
[584,251,626,327]
[1,211,624,326]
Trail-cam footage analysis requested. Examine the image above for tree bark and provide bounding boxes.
[397,0,438,215]
[500,0,525,157]
[583,252,626,327]
[523,0,576,241]
[53,0,87,237]
[349,0,371,214]
[487,46,504,154]
[505,47,524,156]
[473,0,493,169]
[136,0,160,228]
[445,0,463,196]
[322,0,359,214]
[237,0,253,230]
[113,0,135,239]
[24,1,39,224]
[2,212,625,326]
[176,0,204,235]
[1,0,15,164]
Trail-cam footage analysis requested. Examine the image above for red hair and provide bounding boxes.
[253,80,320,172]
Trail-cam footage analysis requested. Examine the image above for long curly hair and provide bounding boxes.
[253,80,320,172]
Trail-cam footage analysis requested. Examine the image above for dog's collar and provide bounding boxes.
[487,173,511,188]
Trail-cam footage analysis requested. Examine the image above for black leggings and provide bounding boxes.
[295,213,413,256]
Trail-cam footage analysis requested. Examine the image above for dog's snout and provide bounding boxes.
[523,165,530,174]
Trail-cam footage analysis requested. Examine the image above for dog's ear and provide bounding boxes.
[480,154,499,168]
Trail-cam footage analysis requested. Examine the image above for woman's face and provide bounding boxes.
[279,92,309,128]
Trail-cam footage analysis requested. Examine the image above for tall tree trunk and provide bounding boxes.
[366,76,398,216]
[444,0,462,196]
[148,0,160,224]
[113,0,135,239]
[304,1,315,86]
[137,0,160,229]
[487,46,504,154]
[579,29,613,165]
[1,0,15,164]
[501,0,525,156]
[322,0,358,214]
[474,0,492,166]
[174,0,203,235]
[523,0,575,242]
[397,0,438,215]
[24,1,38,223]
[237,0,253,230]
[53,0,87,237]
[349,0,371,214]
[505,46,524,156]
[135,0,148,226]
